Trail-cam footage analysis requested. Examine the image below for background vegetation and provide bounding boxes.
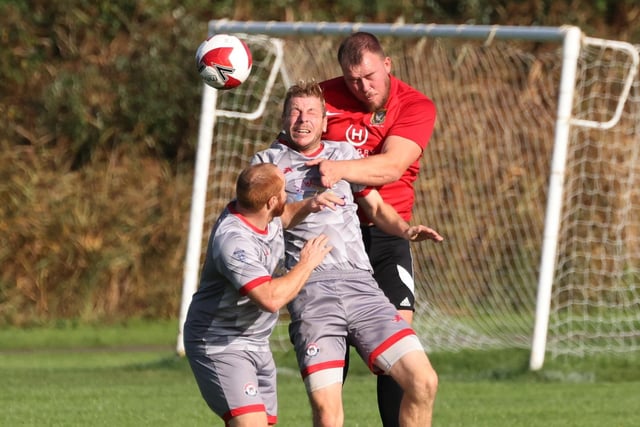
[2,0,639,325]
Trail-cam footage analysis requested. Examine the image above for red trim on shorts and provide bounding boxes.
[368,328,416,371]
[301,359,345,378]
[224,404,266,422]
[240,276,271,296]
[267,414,278,425]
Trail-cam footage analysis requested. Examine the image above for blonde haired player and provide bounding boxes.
[253,80,442,427]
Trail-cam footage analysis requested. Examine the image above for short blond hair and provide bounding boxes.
[282,79,326,118]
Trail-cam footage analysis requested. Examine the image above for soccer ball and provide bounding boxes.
[195,34,252,90]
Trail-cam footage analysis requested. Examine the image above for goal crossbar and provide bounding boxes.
[178,21,640,371]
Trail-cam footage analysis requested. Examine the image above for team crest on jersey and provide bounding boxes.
[243,382,258,396]
[371,109,387,125]
[305,343,320,357]
[232,248,247,262]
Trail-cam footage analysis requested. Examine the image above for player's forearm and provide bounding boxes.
[373,217,412,239]
[335,157,403,186]
[369,204,412,239]
[259,260,316,313]
[282,193,344,229]
[281,200,310,229]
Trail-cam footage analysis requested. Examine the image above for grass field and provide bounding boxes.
[1,320,638,426]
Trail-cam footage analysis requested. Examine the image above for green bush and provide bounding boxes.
[0,0,637,324]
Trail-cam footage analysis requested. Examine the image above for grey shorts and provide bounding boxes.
[185,349,277,424]
[287,270,424,392]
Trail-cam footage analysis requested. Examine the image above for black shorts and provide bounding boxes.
[361,225,415,311]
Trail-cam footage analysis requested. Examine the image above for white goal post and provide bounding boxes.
[177,20,640,371]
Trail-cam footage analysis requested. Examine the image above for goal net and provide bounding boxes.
[178,21,640,369]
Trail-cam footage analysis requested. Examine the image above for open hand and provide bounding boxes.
[311,190,345,212]
[404,225,444,242]
[299,234,333,267]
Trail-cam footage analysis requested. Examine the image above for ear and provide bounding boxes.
[322,115,328,133]
[266,194,279,211]
[384,56,392,73]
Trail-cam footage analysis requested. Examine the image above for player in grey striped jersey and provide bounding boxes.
[183,163,344,427]
[251,81,443,427]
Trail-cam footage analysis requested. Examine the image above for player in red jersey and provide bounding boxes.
[308,32,438,427]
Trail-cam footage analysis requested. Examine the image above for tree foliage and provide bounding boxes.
[0,0,637,324]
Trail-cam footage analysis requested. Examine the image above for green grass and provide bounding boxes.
[1,320,639,426]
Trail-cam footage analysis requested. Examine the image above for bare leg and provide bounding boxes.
[229,411,269,427]
[387,350,438,427]
[309,382,344,427]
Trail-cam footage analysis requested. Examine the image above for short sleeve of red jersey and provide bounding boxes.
[387,81,436,151]
[353,187,373,199]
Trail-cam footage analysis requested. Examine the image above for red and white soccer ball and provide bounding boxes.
[195,34,252,90]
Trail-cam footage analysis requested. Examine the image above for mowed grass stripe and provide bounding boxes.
[1,321,638,426]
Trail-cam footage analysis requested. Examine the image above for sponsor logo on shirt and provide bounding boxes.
[345,124,368,147]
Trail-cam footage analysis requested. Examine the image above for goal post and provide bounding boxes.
[177,20,640,370]
[530,33,639,370]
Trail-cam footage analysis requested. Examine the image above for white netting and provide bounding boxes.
[188,28,640,359]
[548,41,640,357]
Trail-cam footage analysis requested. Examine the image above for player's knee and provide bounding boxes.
[424,364,438,400]
[310,384,344,427]
[311,403,344,427]
[402,356,438,402]
[418,364,438,403]
[312,410,343,427]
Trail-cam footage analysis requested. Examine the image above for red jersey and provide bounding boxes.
[320,74,436,222]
